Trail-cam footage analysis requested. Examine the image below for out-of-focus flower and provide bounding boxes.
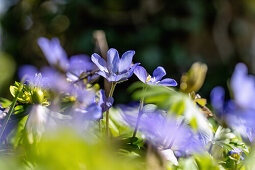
[26,105,48,143]
[0,107,6,120]
[210,63,255,143]
[230,63,255,110]
[97,90,114,113]
[26,104,71,143]
[38,37,97,83]
[91,48,139,82]
[134,66,177,86]
[74,89,113,121]
[74,103,102,121]
[19,65,45,87]
[122,106,202,153]
[229,147,243,160]
[19,65,71,93]
[66,55,98,82]
[180,62,207,93]
[38,37,69,71]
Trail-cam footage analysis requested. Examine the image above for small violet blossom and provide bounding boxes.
[38,37,69,71]
[134,66,177,86]
[97,90,114,113]
[19,65,71,93]
[66,55,98,82]
[91,48,139,82]
[38,37,97,82]
[210,63,255,143]
[122,105,202,153]
[74,90,114,121]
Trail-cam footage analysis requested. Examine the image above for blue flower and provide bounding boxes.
[19,65,71,93]
[121,105,202,153]
[97,90,114,113]
[91,48,139,82]
[210,63,255,143]
[38,37,69,71]
[75,103,103,121]
[73,89,113,121]
[38,37,97,82]
[134,66,177,86]
[230,63,255,110]
[66,55,98,82]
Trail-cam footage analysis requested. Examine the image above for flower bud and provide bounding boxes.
[31,89,44,104]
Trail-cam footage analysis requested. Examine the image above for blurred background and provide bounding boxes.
[0,0,255,102]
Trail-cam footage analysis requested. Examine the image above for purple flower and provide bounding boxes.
[97,90,114,113]
[66,55,98,82]
[230,63,255,110]
[70,86,96,106]
[38,37,69,71]
[122,106,202,153]
[91,48,139,82]
[72,89,113,121]
[19,65,45,87]
[19,65,71,93]
[75,103,102,121]
[134,66,177,86]
[210,63,255,143]
[38,37,97,82]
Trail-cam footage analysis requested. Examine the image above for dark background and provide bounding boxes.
[1,0,255,102]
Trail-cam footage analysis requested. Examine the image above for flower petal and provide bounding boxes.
[91,53,108,73]
[210,86,225,111]
[152,66,166,82]
[19,65,39,80]
[37,37,69,70]
[66,72,79,81]
[118,50,135,73]
[115,63,140,82]
[69,54,96,76]
[158,78,177,86]
[107,48,120,73]
[98,90,114,113]
[230,63,255,109]
[134,66,147,83]
[96,70,108,79]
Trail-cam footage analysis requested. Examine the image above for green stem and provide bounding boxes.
[0,82,24,141]
[105,82,117,136]
[132,85,148,137]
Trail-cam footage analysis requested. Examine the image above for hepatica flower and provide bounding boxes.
[38,37,97,82]
[38,37,69,71]
[91,48,139,82]
[66,55,98,82]
[122,106,202,153]
[19,65,71,93]
[230,63,255,110]
[210,63,255,143]
[97,90,114,113]
[74,89,113,121]
[134,66,177,86]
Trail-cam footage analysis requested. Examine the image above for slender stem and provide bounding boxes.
[132,85,148,137]
[105,82,117,136]
[0,82,24,141]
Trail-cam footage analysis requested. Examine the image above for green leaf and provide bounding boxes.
[0,98,12,107]
[169,100,185,115]
[10,86,19,98]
